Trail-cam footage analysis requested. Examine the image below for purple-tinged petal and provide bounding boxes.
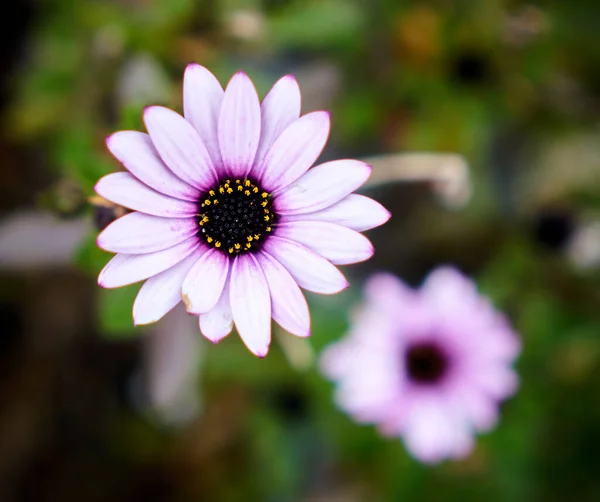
[183,63,224,165]
[403,395,474,463]
[133,249,205,325]
[133,251,206,326]
[230,254,271,357]
[256,251,310,337]
[106,131,199,201]
[257,111,330,192]
[199,277,233,343]
[95,172,198,218]
[218,72,261,179]
[275,221,373,265]
[97,213,197,254]
[181,248,229,314]
[99,237,199,288]
[263,236,348,294]
[253,75,301,168]
[144,106,217,190]
[284,194,390,232]
[275,160,371,215]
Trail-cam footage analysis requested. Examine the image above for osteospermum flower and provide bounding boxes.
[95,64,390,356]
[320,267,520,463]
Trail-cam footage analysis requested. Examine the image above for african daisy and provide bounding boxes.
[95,64,390,356]
[320,267,520,463]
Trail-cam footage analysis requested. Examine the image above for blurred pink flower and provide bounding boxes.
[95,64,389,357]
[320,267,521,464]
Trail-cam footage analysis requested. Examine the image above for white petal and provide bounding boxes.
[181,248,230,314]
[276,160,371,215]
[106,131,198,201]
[99,238,199,288]
[263,236,348,294]
[256,251,310,337]
[284,194,391,232]
[257,111,330,193]
[254,75,301,168]
[229,254,271,357]
[95,172,198,217]
[275,221,373,265]
[144,106,217,190]
[199,277,233,343]
[97,213,197,254]
[133,250,204,325]
[403,395,475,464]
[183,63,224,165]
[218,72,261,179]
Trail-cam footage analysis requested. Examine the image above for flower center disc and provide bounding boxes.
[197,178,276,255]
[405,342,448,384]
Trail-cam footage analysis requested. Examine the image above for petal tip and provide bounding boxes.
[280,73,298,84]
[105,133,117,149]
[133,317,153,327]
[95,233,107,251]
[185,61,201,71]
[254,348,269,358]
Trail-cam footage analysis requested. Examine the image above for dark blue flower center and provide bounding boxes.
[196,177,277,255]
[405,341,448,384]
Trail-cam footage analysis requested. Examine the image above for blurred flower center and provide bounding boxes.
[405,341,448,384]
[197,177,276,255]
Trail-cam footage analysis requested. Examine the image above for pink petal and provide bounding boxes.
[133,250,204,325]
[183,63,224,165]
[257,111,330,193]
[218,72,261,179]
[106,131,198,201]
[181,248,229,314]
[403,395,475,464]
[229,254,271,357]
[284,194,390,232]
[275,221,373,265]
[275,160,371,215]
[256,251,310,337]
[98,237,199,288]
[253,75,301,168]
[95,172,198,218]
[97,213,197,254]
[263,236,348,294]
[144,106,217,190]
[199,277,233,343]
